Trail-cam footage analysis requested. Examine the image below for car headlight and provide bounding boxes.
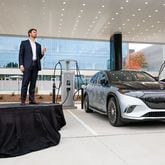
[119,89,144,98]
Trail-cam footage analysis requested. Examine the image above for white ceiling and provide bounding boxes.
[0,0,165,43]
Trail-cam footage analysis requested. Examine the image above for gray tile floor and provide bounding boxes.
[1,103,165,165]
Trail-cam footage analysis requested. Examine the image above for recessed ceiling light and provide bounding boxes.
[120,6,124,10]
[145,2,148,5]
[115,12,119,15]
[95,16,98,19]
[151,25,154,28]
[62,8,65,11]
[137,24,140,27]
[127,19,130,21]
[102,5,105,8]
[154,9,158,12]
[132,14,135,17]
[61,13,64,16]
[98,11,101,14]
[157,21,160,24]
[148,15,152,18]
[80,10,83,13]
[63,2,66,5]
[111,18,115,20]
[137,8,141,11]
[82,3,86,6]
[78,15,81,18]
[122,23,126,26]
[142,20,145,22]
[125,0,129,3]
[163,3,165,6]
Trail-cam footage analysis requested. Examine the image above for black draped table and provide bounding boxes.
[0,103,66,158]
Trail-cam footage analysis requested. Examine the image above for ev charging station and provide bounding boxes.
[61,70,75,108]
[53,59,79,109]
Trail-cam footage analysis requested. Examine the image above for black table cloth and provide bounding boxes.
[0,103,66,158]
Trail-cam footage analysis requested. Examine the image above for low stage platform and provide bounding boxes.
[0,103,66,158]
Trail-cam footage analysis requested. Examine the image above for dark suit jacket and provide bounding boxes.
[19,39,43,71]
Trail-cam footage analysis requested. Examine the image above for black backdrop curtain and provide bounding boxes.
[0,104,66,158]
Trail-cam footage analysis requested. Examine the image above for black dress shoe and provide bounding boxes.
[29,101,37,104]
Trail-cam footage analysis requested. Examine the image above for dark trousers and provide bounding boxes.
[21,62,38,103]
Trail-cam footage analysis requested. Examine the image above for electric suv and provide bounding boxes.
[83,70,165,126]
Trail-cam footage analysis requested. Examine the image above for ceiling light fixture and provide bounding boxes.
[120,6,124,10]
[63,2,66,5]
[145,1,148,5]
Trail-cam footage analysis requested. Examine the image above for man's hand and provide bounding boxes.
[42,47,46,55]
[20,65,25,72]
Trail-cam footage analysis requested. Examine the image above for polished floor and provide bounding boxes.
[1,103,165,164]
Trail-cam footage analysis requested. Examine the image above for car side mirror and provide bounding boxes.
[100,79,108,86]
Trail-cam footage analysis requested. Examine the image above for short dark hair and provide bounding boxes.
[28,28,37,37]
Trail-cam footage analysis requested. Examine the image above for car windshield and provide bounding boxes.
[109,71,156,82]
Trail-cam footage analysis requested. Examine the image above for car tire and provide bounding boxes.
[84,95,93,113]
[107,97,123,126]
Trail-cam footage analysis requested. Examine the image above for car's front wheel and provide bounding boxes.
[84,95,93,113]
[107,97,123,126]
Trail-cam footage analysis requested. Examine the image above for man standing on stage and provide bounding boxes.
[19,28,46,105]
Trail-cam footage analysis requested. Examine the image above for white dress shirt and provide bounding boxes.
[29,39,37,61]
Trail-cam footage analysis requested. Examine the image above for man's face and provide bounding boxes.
[30,30,37,38]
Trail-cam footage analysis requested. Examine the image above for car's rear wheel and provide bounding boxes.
[107,97,123,126]
[84,95,93,113]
